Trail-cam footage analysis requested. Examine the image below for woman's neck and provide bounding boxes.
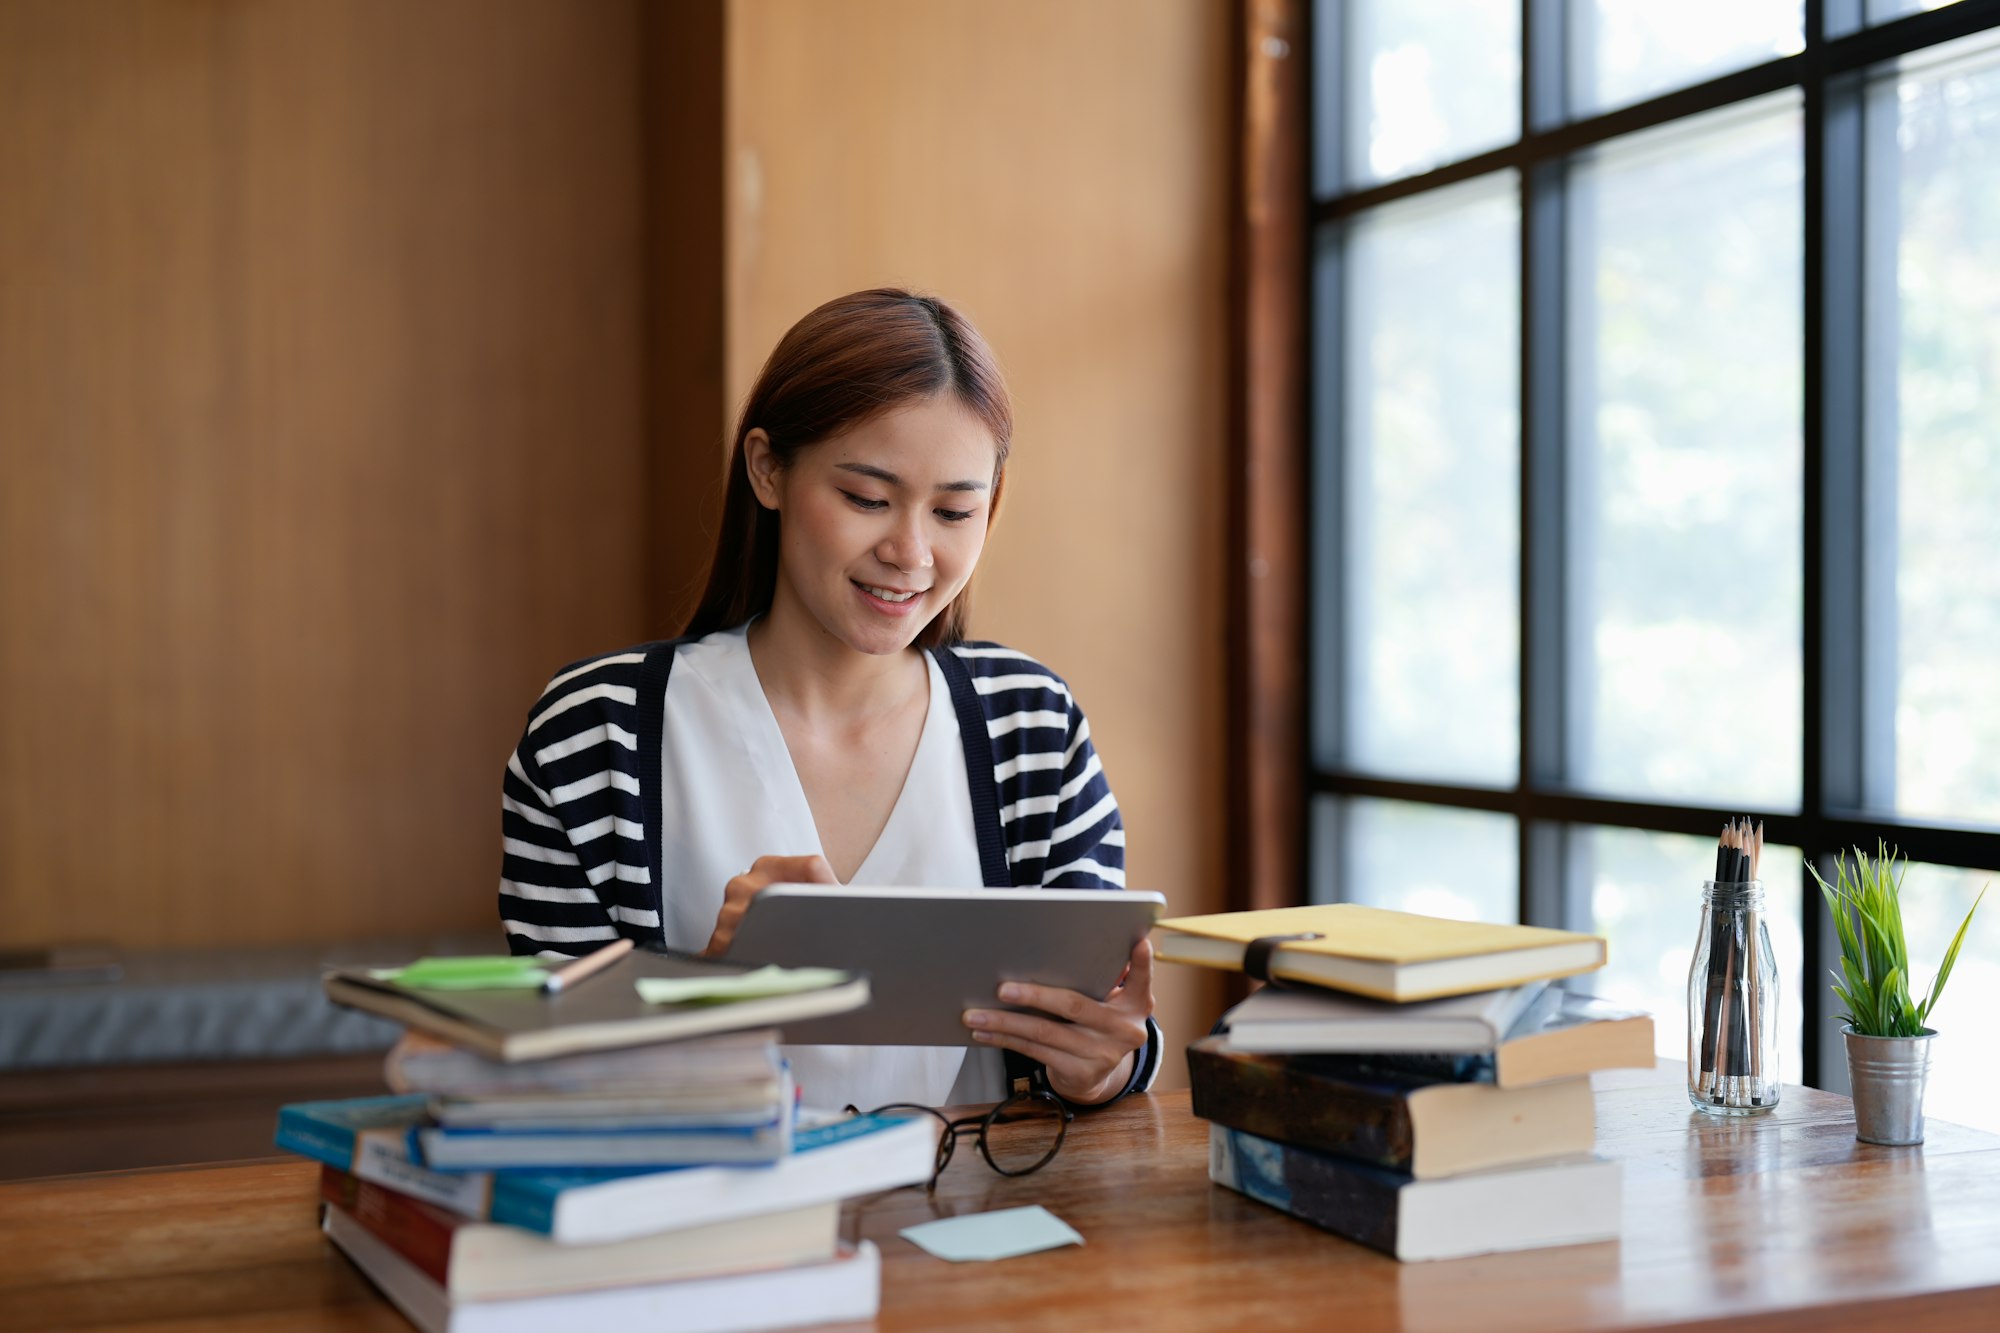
[745,591,925,727]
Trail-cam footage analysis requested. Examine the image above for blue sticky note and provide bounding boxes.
[898,1205,1084,1262]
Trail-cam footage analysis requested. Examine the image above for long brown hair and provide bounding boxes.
[681,288,1013,649]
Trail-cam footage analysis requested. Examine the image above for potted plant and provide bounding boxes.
[1811,842,1986,1145]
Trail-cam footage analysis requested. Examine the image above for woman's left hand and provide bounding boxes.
[962,937,1154,1106]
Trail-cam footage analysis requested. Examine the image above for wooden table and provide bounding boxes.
[5,1075,2000,1332]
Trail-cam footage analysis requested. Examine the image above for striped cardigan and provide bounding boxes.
[497,636,1160,1097]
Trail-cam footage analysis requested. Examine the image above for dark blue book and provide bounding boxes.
[411,1112,792,1171]
[1207,1123,1620,1262]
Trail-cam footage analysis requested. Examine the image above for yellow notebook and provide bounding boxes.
[1152,905,1606,1002]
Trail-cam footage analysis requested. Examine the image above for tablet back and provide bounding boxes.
[724,886,1164,1045]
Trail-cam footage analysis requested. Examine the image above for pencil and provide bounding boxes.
[541,937,634,995]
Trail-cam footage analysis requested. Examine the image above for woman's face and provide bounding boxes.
[749,395,999,657]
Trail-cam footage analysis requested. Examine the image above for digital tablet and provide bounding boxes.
[723,885,1166,1046]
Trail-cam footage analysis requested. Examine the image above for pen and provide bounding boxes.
[541,938,633,995]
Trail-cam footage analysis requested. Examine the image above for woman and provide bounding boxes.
[498,289,1158,1113]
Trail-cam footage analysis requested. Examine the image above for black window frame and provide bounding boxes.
[1306,0,2000,1091]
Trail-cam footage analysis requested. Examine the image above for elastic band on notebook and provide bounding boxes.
[1242,932,1323,987]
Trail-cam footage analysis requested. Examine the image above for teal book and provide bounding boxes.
[485,1113,933,1243]
[275,1096,492,1216]
[277,1097,934,1245]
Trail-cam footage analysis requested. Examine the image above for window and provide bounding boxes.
[1568,0,1804,115]
[1306,0,2000,1128]
[1324,174,1519,787]
[1566,96,1803,809]
[1870,32,2000,826]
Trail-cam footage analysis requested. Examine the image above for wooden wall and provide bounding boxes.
[726,0,1235,1081]
[0,0,1233,1075]
[0,0,651,947]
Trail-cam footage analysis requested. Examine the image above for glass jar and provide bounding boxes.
[1686,879,1780,1114]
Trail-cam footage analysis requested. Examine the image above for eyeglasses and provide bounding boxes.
[846,1084,1073,1192]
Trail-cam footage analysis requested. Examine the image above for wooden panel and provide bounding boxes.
[1229,0,1308,918]
[6,1085,2000,1331]
[642,0,731,632]
[725,0,1234,1088]
[0,0,650,949]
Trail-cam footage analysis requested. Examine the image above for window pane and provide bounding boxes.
[1872,33,2000,826]
[1577,826,1804,1078]
[1568,98,1803,808]
[1888,861,2000,1134]
[1569,0,1803,116]
[1341,175,1519,785]
[1337,0,1520,187]
[1867,1,1969,25]
[1312,797,1519,925]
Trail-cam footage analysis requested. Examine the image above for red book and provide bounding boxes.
[317,1166,837,1301]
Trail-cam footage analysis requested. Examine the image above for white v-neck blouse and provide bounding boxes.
[656,625,1006,1111]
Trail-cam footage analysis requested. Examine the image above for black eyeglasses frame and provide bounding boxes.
[846,1085,1074,1192]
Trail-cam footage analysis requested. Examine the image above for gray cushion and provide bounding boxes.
[0,933,500,1070]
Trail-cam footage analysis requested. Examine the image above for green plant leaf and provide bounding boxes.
[1919,882,1988,1025]
[1841,955,1883,1035]
[1856,894,1900,991]
[1819,870,1863,974]
[1858,859,1911,989]
[1813,844,1986,1036]
[1881,965,1909,1035]
[1887,847,1912,965]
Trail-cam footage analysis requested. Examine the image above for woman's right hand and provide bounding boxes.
[702,853,839,958]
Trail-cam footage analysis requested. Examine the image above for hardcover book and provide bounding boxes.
[322,950,868,1062]
[276,1095,492,1216]
[1187,1035,1595,1178]
[320,1166,836,1301]
[324,1206,881,1333]
[279,1096,935,1244]
[1218,980,1548,1054]
[1208,1123,1621,1262]
[385,1027,784,1097]
[412,1091,795,1171]
[1154,905,1605,1002]
[1273,989,1658,1089]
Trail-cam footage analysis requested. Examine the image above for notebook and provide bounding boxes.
[1153,904,1605,1002]
[322,950,868,1062]
[1219,980,1549,1053]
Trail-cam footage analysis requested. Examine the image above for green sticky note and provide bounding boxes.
[376,956,550,990]
[635,965,848,1005]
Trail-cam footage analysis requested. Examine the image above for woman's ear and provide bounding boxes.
[743,429,783,510]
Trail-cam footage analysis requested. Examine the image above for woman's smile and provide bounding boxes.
[855,580,925,613]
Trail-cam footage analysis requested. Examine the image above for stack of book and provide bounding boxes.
[1156,904,1655,1263]
[280,949,933,1333]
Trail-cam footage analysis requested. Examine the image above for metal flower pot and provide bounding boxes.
[1843,1025,1935,1146]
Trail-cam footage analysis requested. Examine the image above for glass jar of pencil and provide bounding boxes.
[1687,819,1780,1115]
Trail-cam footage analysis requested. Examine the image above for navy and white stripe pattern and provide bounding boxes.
[499,639,1124,952]
[497,635,1158,1101]
[499,648,661,953]
[955,645,1125,891]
